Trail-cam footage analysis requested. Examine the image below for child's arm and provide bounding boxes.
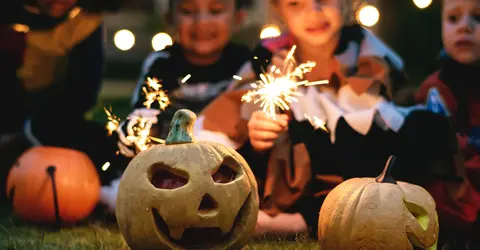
[27,24,105,119]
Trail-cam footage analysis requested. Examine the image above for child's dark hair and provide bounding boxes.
[168,0,252,12]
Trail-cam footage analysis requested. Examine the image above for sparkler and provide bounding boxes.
[104,106,120,136]
[104,77,170,154]
[241,45,329,120]
[142,77,170,109]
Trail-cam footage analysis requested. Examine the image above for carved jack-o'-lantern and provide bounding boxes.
[318,156,438,250]
[116,109,259,250]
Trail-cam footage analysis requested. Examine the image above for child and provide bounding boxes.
[0,0,125,204]
[104,0,253,210]
[415,0,480,247]
[195,0,417,237]
[114,0,252,157]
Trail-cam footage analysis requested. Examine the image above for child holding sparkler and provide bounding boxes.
[195,0,412,237]
[414,0,480,247]
[114,0,253,158]
[196,0,466,239]
[100,0,253,212]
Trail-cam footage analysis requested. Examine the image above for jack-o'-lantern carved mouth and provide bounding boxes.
[152,208,224,247]
[151,194,251,248]
[149,163,251,248]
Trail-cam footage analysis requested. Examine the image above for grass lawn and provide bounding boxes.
[0,205,319,250]
[0,81,320,249]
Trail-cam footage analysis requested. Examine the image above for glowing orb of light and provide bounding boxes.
[260,25,281,40]
[114,29,135,51]
[413,0,432,9]
[152,32,173,51]
[357,5,380,27]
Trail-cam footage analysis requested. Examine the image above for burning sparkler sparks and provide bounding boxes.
[104,107,120,136]
[104,77,170,154]
[241,45,329,119]
[142,77,170,109]
[124,114,163,152]
[304,114,329,132]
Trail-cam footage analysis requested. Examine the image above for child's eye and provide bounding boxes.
[178,4,196,15]
[287,0,300,7]
[210,4,226,15]
[447,14,459,23]
[474,14,480,22]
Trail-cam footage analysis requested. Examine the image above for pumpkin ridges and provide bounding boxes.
[320,178,426,249]
[338,181,379,247]
[348,183,410,249]
[319,178,369,244]
[341,182,372,240]
[319,156,439,250]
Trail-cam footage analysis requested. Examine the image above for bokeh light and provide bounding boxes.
[260,25,281,39]
[114,29,135,51]
[357,5,380,27]
[152,32,173,51]
[413,0,432,9]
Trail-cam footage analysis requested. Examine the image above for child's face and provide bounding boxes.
[37,0,77,17]
[274,0,343,47]
[442,0,480,64]
[170,0,240,57]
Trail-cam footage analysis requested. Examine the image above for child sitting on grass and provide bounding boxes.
[195,0,415,238]
[415,0,480,247]
[101,0,254,212]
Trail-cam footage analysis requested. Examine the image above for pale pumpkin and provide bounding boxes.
[116,109,259,250]
[318,156,438,250]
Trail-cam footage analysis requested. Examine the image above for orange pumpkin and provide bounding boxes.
[6,146,100,225]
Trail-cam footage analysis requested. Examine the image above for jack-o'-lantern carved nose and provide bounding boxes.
[198,194,218,215]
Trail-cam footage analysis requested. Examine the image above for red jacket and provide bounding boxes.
[416,71,480,232]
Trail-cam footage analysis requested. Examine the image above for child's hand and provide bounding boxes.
[248,111,289,152]
[116,108,161,157]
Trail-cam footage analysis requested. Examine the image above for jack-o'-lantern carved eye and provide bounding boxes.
[211,157,238,184]
[405,201,429,231]
[150,163,189,190]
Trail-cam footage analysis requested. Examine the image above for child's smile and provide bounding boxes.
[170,0,241,64]
[274,0,343,47]
[306,21,332,34]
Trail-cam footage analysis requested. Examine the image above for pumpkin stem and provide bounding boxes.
[166,109,196,145]
[375,155,397,184]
